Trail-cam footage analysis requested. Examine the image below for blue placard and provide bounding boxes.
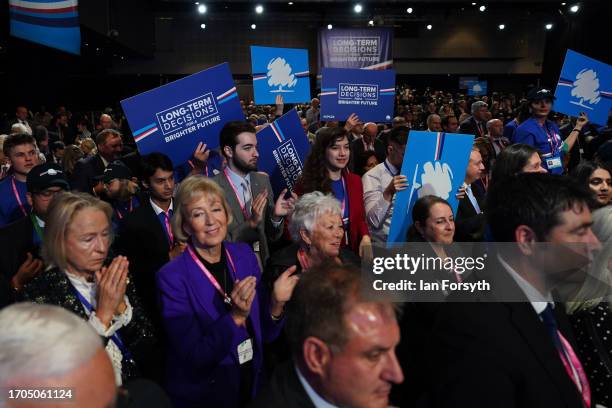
[466,81,487,96]
[255,109,311,198]
[318,28,393,70]
[387,131,474,244]
[459,76,478,89]
[120,63,245,167]
[320,68,395,123]
[554,49,612,126]
[251,46,311,105]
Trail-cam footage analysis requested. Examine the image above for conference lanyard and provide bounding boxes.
[543,124,561,156]
[187,244,238,306]
[223,169,249,219]
[29,213,44,241]
[70,284,134,361]
[558,331,591,408]
[297,248,310,271]
[383,160,398,177]
[115,198,134,220]
[11,176,27,216]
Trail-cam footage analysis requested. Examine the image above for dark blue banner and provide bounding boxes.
[318,28,393,71]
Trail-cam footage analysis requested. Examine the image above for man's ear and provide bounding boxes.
[223,145,233,160]
[26,192,33,208]
[302,337,333,377]
[515,225,537,255]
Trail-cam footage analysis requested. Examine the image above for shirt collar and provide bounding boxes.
[225,166,251,187]
[497,254,553,314]
[295,365,339,408]
[34,215,45,228]
[100,155,110,168]
[150,198,173,216]
[384,159,398,176]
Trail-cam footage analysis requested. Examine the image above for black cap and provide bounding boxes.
[527,87,556,102]
[26,163,70,193]
[95,161,132,183]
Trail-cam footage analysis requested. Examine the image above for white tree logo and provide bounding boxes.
[570,68,601,110]
[472,83,483,93]
[267,57,297,93]
[418,161,454,199]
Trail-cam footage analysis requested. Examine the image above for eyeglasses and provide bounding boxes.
[35,188,64,198]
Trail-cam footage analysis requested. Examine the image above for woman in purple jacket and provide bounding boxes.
[157,176,298,408]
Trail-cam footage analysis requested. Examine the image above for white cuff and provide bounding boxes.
[89,296,133,337]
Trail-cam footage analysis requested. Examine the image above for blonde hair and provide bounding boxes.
[43,192,113,271]
[79,138,96,156]
[171,175,233,243]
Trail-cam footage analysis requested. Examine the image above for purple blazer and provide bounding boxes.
[157,241,283,408]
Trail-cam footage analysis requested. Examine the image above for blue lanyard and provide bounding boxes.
[70,284,133,361]
[383,160,398,176]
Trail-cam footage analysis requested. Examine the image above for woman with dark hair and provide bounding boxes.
[295,126,371,257]
[571,160,612,207]
[358,150,379,176]
[490,143,547,186]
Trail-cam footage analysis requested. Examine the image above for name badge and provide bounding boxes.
[238,338,253,365]
[546,156,562,169]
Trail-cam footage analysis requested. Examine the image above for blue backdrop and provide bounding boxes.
[121,63,245,167]
[251,46,311,105]
[387,131,474,244]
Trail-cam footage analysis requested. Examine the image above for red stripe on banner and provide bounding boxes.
[10,4,78,13]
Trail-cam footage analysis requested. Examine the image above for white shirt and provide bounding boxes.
[362,160,398,243]
[295,365,339,408]
[497,254,553,314]
[65,271,133,386]
[34,215,45,228]
[150,197,173,216]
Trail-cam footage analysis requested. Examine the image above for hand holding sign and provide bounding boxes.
[383,175,409,202]
[273,188,298,218]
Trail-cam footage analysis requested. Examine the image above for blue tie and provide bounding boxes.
[540,304,563,351]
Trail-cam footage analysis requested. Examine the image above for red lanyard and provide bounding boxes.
[115,198,133,220]
[297,248,310,271]
[11,176,27,216]
[163,209,174,246]
[187,244,238,306]
[223,169,249,218]
[558,331,591,408]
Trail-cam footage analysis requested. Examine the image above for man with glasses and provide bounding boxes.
[0,163,69,302]
[72,129,124,194]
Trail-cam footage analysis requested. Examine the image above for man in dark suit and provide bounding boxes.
[455,148,487,242]
[460,100,489,138]
[350,122,386,173]
[117,153,178,326]
[429,173,598,408]
[212,121,296,266]
[251,264,404,408]
[7,106,33,135]
[72,129,124,193]
[0,163,69,300]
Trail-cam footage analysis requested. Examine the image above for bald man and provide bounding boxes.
[306,98,320,126]
[350,122,386,175]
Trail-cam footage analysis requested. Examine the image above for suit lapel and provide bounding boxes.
[216,173,248,222]
[143,199,170,250]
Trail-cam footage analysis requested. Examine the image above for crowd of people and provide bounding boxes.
[0,83,611,408]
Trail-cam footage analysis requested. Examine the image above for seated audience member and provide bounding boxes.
[76,118,92,141]
[48,140,65,164]
[571,160,611,207]
[297,126,371,257]
[61,144,85,184]
[0,163,69,301]
[459,101,489,138]
[98,161,141,233]
[251,264,404,408]
[363,126,409,243]
[350,122,386,173]
[212,121,296,267]
[455,147,486,242]
[565,205,612,408]
[72,129,124,193]
[265,192,360,284]
[512,87,588,174]
[426,114,442,132]
[360,150,379,175]
[9,105,33,135]
[118,153,179,327]
[0,303,117,408]
[18,192,159,386]
[157,176,298,408]
[441,115,459,133]
[490,143,548,187]
[431,173,599,408]
[0,133,40,226]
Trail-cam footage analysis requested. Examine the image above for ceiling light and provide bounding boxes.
[426,24,432,30]
[255,4,264,14]
[479,5,486,11]
[407,7,413,13]
[354,4,363,13]
[368,20,374,26]
[545,23,553,30]
[288,1,293,4]
[251,23,257,29]
[498,24,505,30]
[569,4,579,13]
[200,23,206,29]
[197,4,207,14]
[327,24,333,30]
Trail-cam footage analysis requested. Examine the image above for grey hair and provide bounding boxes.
[486,118,502,130]
[471,100,488,114]
[426,114,440,129]
[0,303,102,387]
[566,206,612,314]
[10,123,28,135]
[289,191,342,243]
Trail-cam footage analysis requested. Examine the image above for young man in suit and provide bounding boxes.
[430,173,599,408]
[251,264,404,408]
[117,153,180,326]
[72,129,124,193]
[212,121,296,266]
[455,147,487,242]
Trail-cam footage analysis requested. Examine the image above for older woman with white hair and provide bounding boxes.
[17,192,159,387]
[264,191,360,286]
[566,205,612,408]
